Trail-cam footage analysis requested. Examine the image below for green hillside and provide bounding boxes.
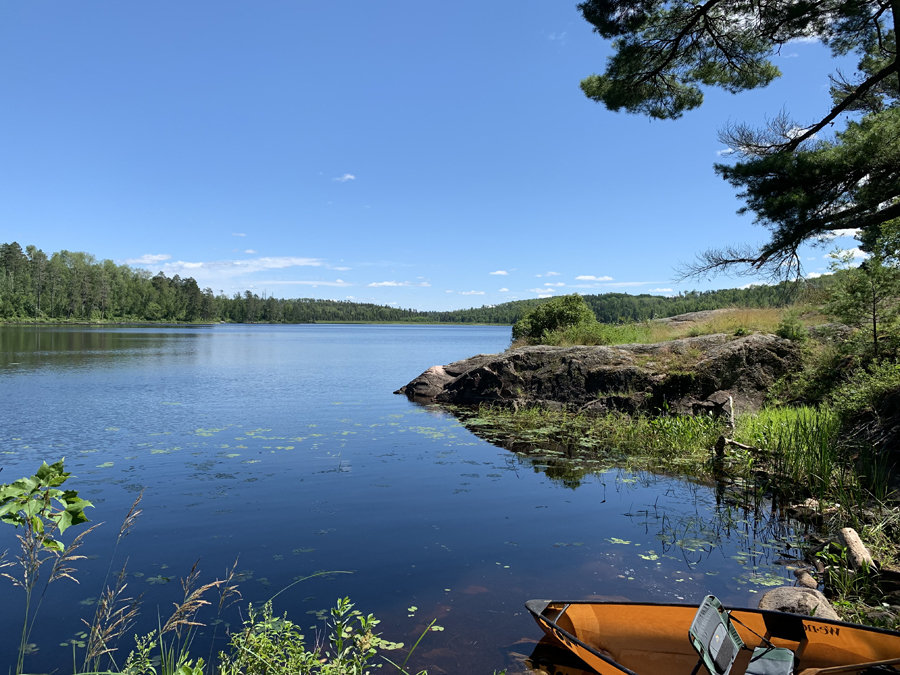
[1,241,830,324]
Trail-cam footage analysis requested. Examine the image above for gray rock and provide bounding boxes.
[653,309,736,328]
[793,569,818,589]
[757,587,840,621]
[396,334,800,415]
[394,353,496,399]
[807,323,853,343]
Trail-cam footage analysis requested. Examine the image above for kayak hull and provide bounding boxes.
[525,599,900,675]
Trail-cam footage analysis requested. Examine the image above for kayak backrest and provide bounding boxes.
[689,595,745,675]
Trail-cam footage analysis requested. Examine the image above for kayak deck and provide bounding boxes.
[526,599,900,675]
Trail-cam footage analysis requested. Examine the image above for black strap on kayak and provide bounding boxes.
[728,613,777,650]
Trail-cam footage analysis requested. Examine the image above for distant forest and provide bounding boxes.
[0,241,832,325]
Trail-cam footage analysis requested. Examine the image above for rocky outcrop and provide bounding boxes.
[653,308,735,328]
[394,354,497,399]
[396,333,800,415]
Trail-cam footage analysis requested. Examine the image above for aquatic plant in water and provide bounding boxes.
[0,459,95,675]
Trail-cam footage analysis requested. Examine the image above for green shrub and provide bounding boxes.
[775,311,808,342]
[829,360,900,420]
[215,597,403,675]
[511,294,596,342]
[540,321,653,346]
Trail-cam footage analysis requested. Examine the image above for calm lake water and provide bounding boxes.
[0,324,804,673]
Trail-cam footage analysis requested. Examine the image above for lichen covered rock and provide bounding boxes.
[396,333,800,414]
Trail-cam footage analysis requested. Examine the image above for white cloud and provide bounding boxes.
[262,279,352,287]
[489,270,509,275]
[806,272,824,278]
[245,249,257,254]
[154,256,324,283]
[529,287,555,294]
[537,293,553,298]
[499,287,509,292]
[825,247,867,260]
[232,233,246,237]
[548,31,566,41]
[650,288,674,292]
[332,266,351,271]
[716,148,734,157]
[367,280,431,288]
[787,126,816,140]
[334,173,356,182]
[460,290,485,295]
[789,35,819,44]
[124,253,172,265]
[445,290,454,293]
[600,281,665,287]
[545,271,561,276]
[544,282,565,287]
[576,275,614,281]
[820,228,861,240]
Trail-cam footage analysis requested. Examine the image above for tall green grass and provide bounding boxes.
[735,407,842,496]
[463,406,722,474]
[537,322,654,347]
[466,403,891,522]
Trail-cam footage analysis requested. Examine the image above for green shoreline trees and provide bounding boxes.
[1,240,831,325]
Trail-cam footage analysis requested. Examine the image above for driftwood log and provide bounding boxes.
[838,527,875,572]
[714,435,763,457]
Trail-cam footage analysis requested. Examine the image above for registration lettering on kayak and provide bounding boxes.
[804,623,840,636]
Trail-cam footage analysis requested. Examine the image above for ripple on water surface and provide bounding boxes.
[0,324,804,674]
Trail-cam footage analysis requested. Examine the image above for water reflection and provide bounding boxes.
[0,325,206,373]
[0,325,809,674]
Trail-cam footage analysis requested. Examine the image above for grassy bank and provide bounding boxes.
[456,363,900,630]
[460,397,893,523]
[511,306,824,349]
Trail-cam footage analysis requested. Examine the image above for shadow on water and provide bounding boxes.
[1,325,829,675]
[443,401,816,580]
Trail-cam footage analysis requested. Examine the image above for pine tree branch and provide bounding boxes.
[781,60,899,152]
[635,0,725,83]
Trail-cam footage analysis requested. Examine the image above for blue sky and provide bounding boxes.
[1,2,862,310]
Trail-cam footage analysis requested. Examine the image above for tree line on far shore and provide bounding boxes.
[0,241,833,325]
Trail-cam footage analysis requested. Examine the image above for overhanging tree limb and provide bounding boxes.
[578,0,898,277]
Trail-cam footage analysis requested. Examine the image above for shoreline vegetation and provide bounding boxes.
[2,240,834,327]
[6,242,900,667]
[436,291,900,631]
[0,318,509,327]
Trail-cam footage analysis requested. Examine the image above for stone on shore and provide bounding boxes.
[757,587,840,621]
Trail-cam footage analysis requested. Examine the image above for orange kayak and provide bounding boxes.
[526,599,900,675]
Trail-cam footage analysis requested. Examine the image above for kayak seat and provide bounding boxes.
[689,595,795,675]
